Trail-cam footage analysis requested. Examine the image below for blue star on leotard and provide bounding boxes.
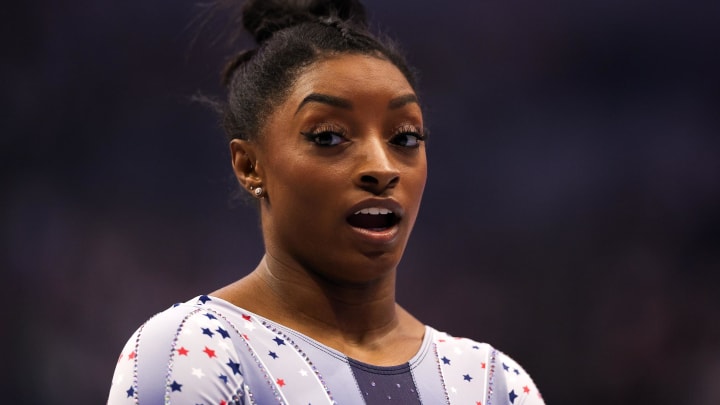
[227,359,242,375]
[216,327,230,339]
[509,389,518,403]
[170,380,182,392]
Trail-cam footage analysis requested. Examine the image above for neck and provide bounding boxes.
[254,254,401,344]
[213,253,425,365]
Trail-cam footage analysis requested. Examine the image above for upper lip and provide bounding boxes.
[345,198,404,221]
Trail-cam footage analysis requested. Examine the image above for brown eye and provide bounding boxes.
[300,123,348,147]
[301,131,347,147]
[390,131,424,148]
[317,132,346,146]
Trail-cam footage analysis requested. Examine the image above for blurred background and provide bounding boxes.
[2,0,719,403]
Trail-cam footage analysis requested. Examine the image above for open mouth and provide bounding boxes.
[347,207,400,231]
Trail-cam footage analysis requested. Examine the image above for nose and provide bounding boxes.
[353,138,400,195]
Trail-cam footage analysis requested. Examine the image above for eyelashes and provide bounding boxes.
[300,123,348,147]
[390,124,426,148]
[300,123,426,148]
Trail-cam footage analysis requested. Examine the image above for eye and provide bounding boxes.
[300,124,348,147]
[309,131,346,146]
[390,125,426,148]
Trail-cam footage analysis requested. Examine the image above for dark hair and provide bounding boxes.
[218,0,418,142]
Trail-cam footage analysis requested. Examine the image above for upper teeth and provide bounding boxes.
[354,207,393,215]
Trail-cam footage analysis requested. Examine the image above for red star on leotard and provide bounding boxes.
[203,346,216,358]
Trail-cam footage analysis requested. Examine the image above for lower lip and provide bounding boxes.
[348,224,400,245]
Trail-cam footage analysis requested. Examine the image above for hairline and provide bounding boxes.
[252,49,418,141]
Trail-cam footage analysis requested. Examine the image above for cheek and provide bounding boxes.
[268,155,346,220]
[273,155,344,193]
[408,157,428,197]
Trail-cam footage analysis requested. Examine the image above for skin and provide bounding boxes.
[214,54,428,366]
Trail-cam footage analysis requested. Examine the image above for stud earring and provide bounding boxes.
[253,186,263,197]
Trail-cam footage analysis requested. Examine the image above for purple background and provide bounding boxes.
[3,1,719,404]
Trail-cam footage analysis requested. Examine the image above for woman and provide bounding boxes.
[108,1,545,403]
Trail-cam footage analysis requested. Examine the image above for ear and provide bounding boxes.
[229,139,263,195]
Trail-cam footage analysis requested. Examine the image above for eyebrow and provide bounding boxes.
[295,93,352,115]
[295,93,420,115]
[388,94,419,110]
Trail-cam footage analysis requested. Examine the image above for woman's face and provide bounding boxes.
[246,54,427,283]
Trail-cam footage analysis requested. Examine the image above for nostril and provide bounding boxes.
[360,175,378,184]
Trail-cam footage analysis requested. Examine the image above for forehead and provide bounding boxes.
[289,54,416,101]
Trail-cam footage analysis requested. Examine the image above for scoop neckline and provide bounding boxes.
[199,294,434,369]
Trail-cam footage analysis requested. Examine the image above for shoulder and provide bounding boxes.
[429,328,546,405]
[492,349,545,404]
[108,295,252,404]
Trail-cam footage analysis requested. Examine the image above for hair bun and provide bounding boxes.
[242,0,367,44]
